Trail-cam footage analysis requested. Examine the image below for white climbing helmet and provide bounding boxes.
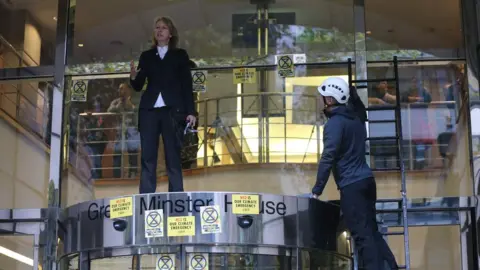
[317,77,350,104]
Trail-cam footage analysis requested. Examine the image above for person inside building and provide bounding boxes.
[129,16,196,194]
[311,77,399,270]
[107,83,139,178]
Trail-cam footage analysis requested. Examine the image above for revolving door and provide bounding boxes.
[58,192,352,269]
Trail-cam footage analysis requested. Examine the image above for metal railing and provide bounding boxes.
[72,92,459,180]
[0,35,50,144]
[0,34,39,68]
[0,80,51,145]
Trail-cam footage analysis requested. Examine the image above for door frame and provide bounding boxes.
[0,208,49,270]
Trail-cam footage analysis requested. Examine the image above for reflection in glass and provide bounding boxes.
[0,1,58,67]
[0,79,53,208]
[365,0,464,60]
[367,61,472,197]
[66,0,355,72]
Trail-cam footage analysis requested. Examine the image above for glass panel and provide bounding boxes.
[386,226,461,270]
[58,254,78,270]
[67,0,354,72]
[62,64,354,204]
[0,79,53,208]
[301,250,352,270]
[268,1,355,63]
[367,61,472,199]
[0,1,58,67]
[365,0,464,60]
[0,235,34,270]
[185,253,291,270]
[91,255,136,269]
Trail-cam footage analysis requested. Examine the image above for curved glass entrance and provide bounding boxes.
[57,192,352,270]
[59,249,352,270]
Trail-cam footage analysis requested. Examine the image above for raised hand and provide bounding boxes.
[130,60,141,80]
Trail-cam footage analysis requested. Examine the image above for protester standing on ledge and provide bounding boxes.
[129,16,196,194]
[311,77,399,270]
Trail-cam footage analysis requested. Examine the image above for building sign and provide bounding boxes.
[87,194,287,220]
[168,216,195,237]
[71,80,88,102]
[145,209,164,238]
[109,196,133,219]
[233,68,257,84]
[191,70,207,92]
[200,205,222,234]
[276,54,295,77]
[232,194,260,215]
[188,253,209,270]
[156,254,175,270]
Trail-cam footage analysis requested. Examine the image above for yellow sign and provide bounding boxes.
[145,209,164,238]
[168,216,195,237]
[232,194,260,215]
[192,70,207,92]
[277,54,295,77]
[200,205,222,234]
[109,196,133,219]
[71,80,88,102]
[233,68,257,84]
[188,253,209,270]
[156,254,175,270]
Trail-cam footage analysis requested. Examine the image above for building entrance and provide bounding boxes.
[57,192,352,270]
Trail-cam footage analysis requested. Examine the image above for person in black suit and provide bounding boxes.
[129,16,196,194]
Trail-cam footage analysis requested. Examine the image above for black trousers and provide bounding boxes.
[340,178,399,270]
[138,107,184,193]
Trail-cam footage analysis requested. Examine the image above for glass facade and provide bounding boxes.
[0,0,479,269]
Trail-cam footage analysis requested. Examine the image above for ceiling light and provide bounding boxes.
[53,16,57,21]
[78,44,84,47]
[0,245,33,266]
[366,30,372,35]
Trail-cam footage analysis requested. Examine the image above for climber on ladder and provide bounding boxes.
[311,77,399,270]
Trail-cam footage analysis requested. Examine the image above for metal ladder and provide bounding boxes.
[347,56,411,270]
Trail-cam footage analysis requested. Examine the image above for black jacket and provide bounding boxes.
[130,47,195,115]
[312,105,373,195]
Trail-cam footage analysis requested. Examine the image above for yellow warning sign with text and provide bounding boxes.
[168,216,195,237]
[232,194,260,215]
[109,196,133,219]
[233,68,257,84]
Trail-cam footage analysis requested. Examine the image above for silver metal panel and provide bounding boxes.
[60,192,342,256]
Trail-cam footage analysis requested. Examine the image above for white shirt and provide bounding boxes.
[153,45,168,108]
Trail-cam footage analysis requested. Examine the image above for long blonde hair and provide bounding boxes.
[151,16,179,49]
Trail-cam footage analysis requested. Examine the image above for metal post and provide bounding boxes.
[284,101,287,163]
[265,95,270,163]
[353,0,368,105]
[393,56,411,270]
[44,0,70,268]
[75,114,81,170]
[258,97,263,164]
[79,252,90,270]
[240,95,244,163]
[121,112,126,178]
[203,100,208,169]
[315,96,321,163]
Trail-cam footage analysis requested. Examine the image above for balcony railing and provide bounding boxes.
[0,80,50,145]
[72,92,459,181]
[0,34,39,68]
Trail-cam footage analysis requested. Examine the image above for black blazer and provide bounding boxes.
[130,47,195,115]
